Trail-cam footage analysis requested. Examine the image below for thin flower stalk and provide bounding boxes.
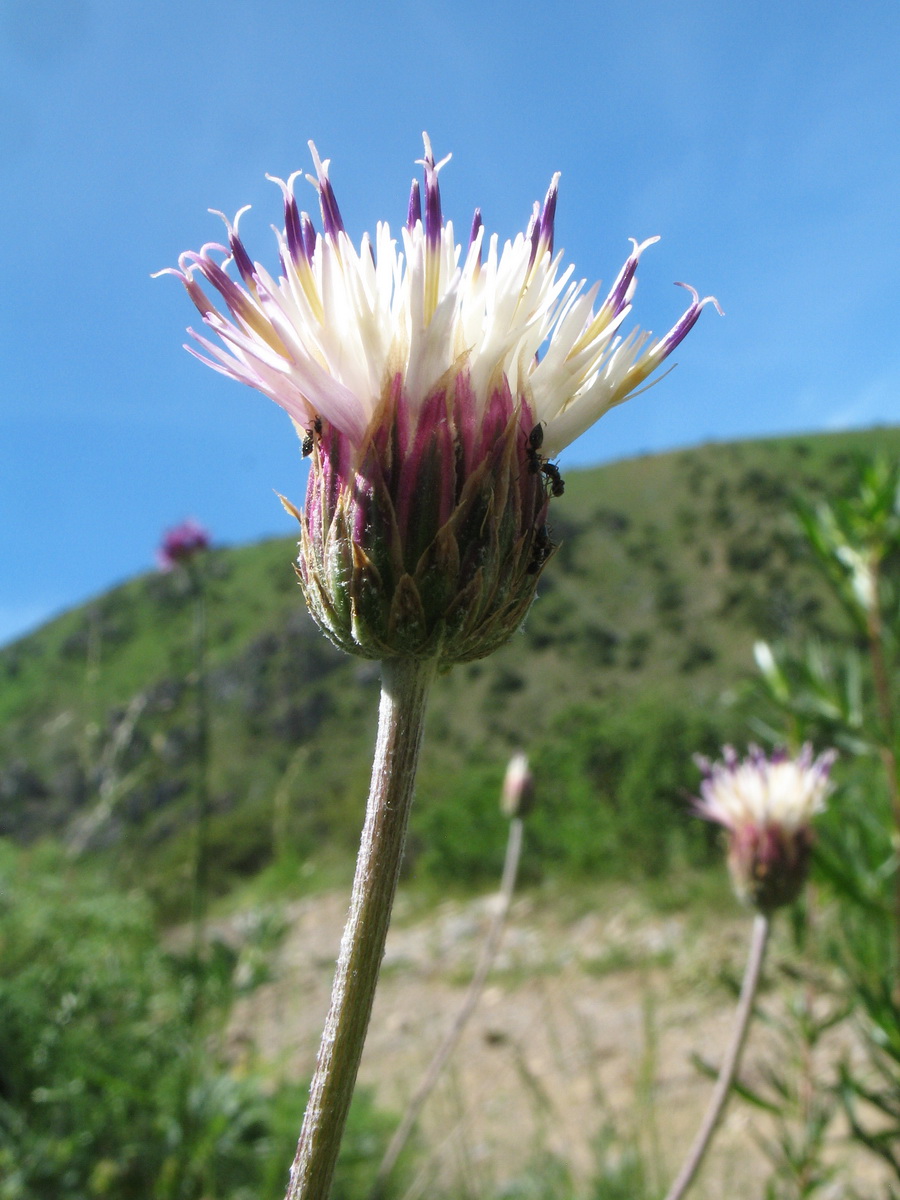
[663,911,771,1200]
[188,568,211,960]
[157,522,212,957]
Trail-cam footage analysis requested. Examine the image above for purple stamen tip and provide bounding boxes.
[284,193,304,265]
[300,213,317,262]
[606,258,639,316]
[184,275,215,316]
[526,201,540,268]
[660,284,724,355]
[186,251,240,305]
[539,173,560,258]
[210,208,256,284]
[230,232,255,283]
[468,208,483,251]
[420,130,436,171]
[407,178,422,230]
[319,177,345,238]
[307,141,346,239]
[674,281,724,317]
[419,132,449,249]
[424,167,442,248]
[604,237,660,316]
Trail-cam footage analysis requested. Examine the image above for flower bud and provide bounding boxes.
[500,752,535,819]
[694,745,836,913]
[290,390,552,665]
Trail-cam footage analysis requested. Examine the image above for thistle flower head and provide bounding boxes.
[160,139,717,663]
[695,745,836,912]
[157,518,210,571]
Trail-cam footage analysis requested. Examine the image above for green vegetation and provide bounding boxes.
[744,456,900,1194]
[0,841,404,1200]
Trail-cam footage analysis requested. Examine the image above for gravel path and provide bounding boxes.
[227,886,882,1199]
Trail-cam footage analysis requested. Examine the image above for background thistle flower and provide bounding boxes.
[160,137,718,664]
[156,518,210,572]
[695,745,836,912]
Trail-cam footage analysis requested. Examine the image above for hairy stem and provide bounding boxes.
[371,815,525,1196]
[190,569,210,959]
[663,911,771,1200]
[286,657,435,1200]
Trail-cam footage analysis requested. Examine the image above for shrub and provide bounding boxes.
[0,842,399,1200]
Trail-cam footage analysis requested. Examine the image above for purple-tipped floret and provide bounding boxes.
[318,175,345,238]
[421,139,443,248]
[407,178,422,230]
[526,202,541,269]
[210,209,257,286]
[184,250,251,319]
[659,284,723,355]
[301,213,317,263]
[308,142,346,239]
[539,174,559,258]
[229,230,256,284]
[283,189,305,266]
[169,268,217,318]
[604,248,640,317]
[468,208,483,250]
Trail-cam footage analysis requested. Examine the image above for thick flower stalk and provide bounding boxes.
[160,136,718,665]
[695,744,836,912]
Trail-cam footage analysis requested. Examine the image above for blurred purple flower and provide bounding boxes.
[157,519,210,571]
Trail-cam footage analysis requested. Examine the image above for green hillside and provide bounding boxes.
[3,425,898,909]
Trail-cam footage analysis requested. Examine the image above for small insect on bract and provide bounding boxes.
[301,416,323,457]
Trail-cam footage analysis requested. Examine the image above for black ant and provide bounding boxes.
[301,416,323,457]
[527,523,554,574]
[525,422,544,473]
[524,423,565,496]
[541,460,565,497]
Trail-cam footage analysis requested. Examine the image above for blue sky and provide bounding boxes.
[2,0,899,645]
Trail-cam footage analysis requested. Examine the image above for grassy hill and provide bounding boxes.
[3,425,899,911]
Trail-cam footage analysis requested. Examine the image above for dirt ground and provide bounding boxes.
[228,885,889,1199]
